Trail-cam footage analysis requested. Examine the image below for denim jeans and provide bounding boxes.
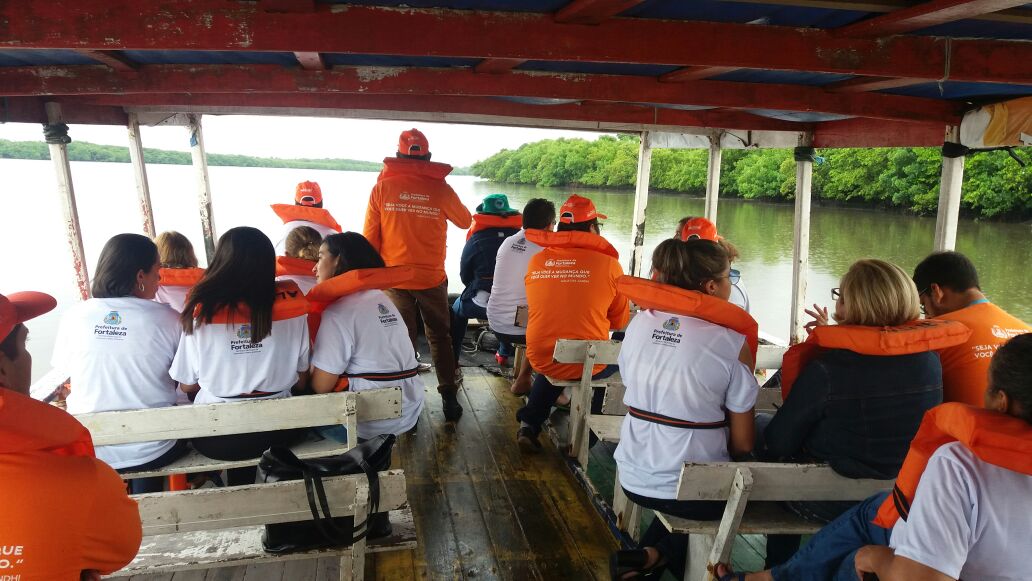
[515,364,618,433]
[623,489,725,580]
[770,491,892,581]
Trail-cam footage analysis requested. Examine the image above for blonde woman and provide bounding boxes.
[154,231,203,313]
[758,259,949,569]
[275,225,322,294]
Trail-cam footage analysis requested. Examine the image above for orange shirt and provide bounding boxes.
[0,389,142,579]
[936,302,1031,406]
[524,235,629,380]
[363,158,472,290]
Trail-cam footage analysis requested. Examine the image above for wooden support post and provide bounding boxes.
[187,114,217,262]
[704,468,754,578]
[628,131,652,277]
[569,344,597,463]
[704,133,722,225]
[127,113,156,238]
[45,102,90,301]
[934,126,965,252]
[613,467,643,543]
[789,134,815,345]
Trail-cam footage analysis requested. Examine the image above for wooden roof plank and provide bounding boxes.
[834,0,1031,37]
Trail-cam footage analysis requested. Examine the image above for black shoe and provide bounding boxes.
[517,427,542,452]
[367,512,393,539]
[442,393,463,421]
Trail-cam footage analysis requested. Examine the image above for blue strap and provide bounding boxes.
[969,299,989,306]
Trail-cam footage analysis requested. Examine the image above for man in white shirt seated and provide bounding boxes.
[486,199,556,394]
[717,333,1032,581]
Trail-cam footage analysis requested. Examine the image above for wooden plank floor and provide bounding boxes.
[130,368,617,581]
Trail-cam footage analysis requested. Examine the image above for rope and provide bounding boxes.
[938,38,952,98]
[42,123,72,145]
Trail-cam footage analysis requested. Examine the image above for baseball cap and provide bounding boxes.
[0,292,57,343]
[558,194,607,224]
[477,193,517,215]
[295,181,322,206]
[679,217,719,242]
[398,128,430,157]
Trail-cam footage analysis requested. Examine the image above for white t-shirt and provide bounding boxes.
[889,442,1032,580]
[275,220,339,254]
[276,274,317,295]
[614,309,758,499]
[170,312,310,404]
[155,285,190,313]
[52,297,182,470]
[487,229,543,336]
[311,290,424,439]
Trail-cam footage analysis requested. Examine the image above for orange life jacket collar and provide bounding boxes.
[159,267,205,288]
[275,256,317,278]
[874,403,1032,528]
[524,229,619,259]
[466,213,523,240]
[200,280,309,325]
[0,388,95,458]
[306,266,415,341]
[780,319,972,399]
[270,204,343,233]
[377,157,453,182]
[617,276,759,364]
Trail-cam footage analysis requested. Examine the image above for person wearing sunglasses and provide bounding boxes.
[756,259,950,571]
[675,216,750,312]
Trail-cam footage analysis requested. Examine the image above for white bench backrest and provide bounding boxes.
[552,339,622,365]
[675,462,892,502]
[756,345,786,371]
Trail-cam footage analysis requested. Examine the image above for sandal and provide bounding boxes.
[609,549,664,580]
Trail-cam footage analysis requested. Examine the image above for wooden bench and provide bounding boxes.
[108,469,414,579]
[77,388,403,479]
[548,339,624,466]
[658,463,891,581]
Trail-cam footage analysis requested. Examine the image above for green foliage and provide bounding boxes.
[471,135,1032,219]
[0,139,388,172]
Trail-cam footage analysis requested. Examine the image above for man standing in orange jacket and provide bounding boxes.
[364,129,473,421]
[0,291,142,579]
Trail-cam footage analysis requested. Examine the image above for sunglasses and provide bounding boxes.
[831,287,841,300]
[729,268,741,285]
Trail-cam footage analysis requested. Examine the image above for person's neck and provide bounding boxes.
[960,288,987,306]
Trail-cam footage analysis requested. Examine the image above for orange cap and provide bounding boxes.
[1,292,57,342]
[295,181,322,206]
[398,128,430,156]
[558,194,607,224]
[679,217,719,242]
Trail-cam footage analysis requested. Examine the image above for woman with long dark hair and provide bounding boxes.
[170,226,310,485]
[52,233,186,494]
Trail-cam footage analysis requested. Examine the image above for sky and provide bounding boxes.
[0,116,607,167]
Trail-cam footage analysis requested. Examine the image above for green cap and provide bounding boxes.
[478,193,517,215]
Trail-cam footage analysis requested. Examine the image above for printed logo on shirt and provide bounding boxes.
[651,320,683,347]
[512,237,527,252]
[0,543,25,572]
[377,303,400,328]
[230,324,264,353]
[94,311,128,339]
[662,317,681,332]
[991,325,1027,340]
[529,257,590,283]
[398,192,430,202]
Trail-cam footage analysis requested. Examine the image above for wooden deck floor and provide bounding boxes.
[131,367,617,581]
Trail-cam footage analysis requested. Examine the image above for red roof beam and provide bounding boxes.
[554,0,646,24]
[835,0,1031,37]
[824,76,928,92]
[813,116,946,147]
[474,58,527,74]
[69,92,814,132]
[0,96,128,125]
[3,3,1031,85]
[0,65,963,124]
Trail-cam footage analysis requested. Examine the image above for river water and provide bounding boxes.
[1,159,1029,382]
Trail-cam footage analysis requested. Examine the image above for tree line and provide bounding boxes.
[0,139,470,174]
[471,134,1032,219]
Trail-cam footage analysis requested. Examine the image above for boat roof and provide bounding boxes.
[2,0,1032,147]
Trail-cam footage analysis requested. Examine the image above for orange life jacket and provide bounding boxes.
[306,266,416,341]
[270,203,343,233]
[466,213,523,240]
[524,229,620,259]
[0,388,95,459]
[158,267,205,287]
[616,275,759,366]
[199,280,309,325]
[376,157,453,182]
[780,319,972,399]
[275,256,316,277]
[873,403,1032,528]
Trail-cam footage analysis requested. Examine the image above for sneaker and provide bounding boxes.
[495,354,509,366]
[442,393,463,421]
[517,427,542,452]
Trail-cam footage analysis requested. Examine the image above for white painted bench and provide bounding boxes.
[548,339,624,467]
[77,388,403,479]
[659,463,891,581]
[107,469,413,579]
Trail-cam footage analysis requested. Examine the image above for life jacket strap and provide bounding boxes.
[225,390,284,400]
[627,406,729,429]
[890,484,911,522]
[341,367,421,382]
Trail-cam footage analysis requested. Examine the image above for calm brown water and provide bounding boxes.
[2,160,1029,381]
